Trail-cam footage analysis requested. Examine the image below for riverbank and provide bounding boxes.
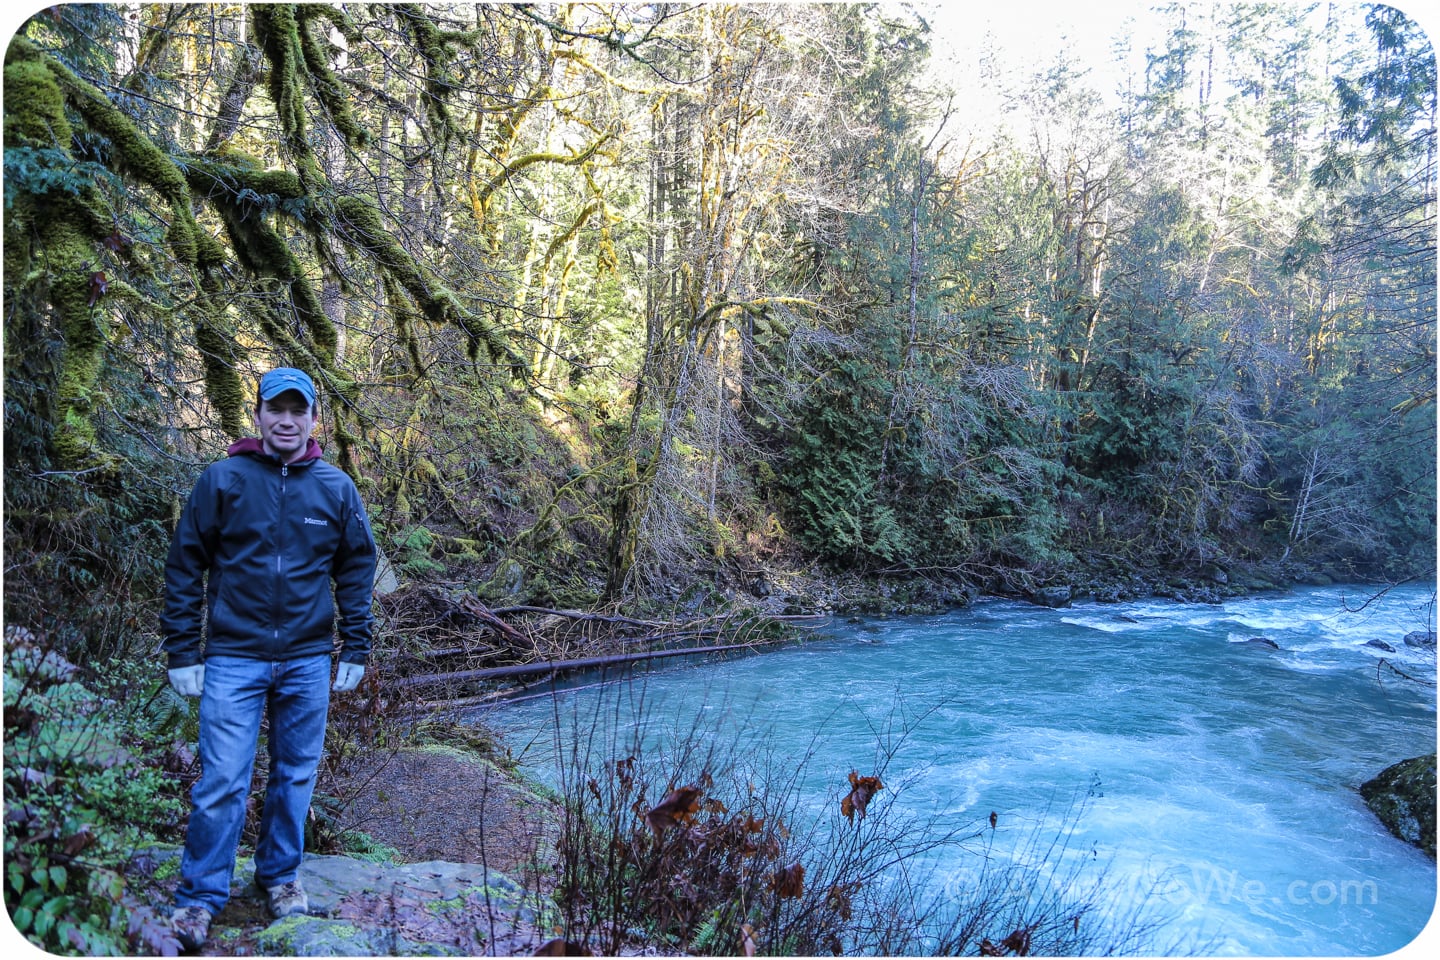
[730,556,1330,619]
[128,742,575,956]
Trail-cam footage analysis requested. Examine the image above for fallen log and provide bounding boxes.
[391,641,773,689]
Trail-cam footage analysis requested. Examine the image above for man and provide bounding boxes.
[161,367,377,950]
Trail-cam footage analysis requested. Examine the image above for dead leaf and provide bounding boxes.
[62,824,97,857]
[614,756,634,791]
[1000,924,1035,955]
[770,862,805,898]
[645,784,702,834]
[740,923,757,957]
[533,937,592,956]
[990,810,998,829]
[826,883,854,920]
[841,770,883,822]
[87,271,108,307]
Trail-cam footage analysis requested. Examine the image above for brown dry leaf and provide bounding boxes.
[770,862,805,898]
[980,938,1004,956]
[62,825,97,857]
[840,770,883,822]
[826,883,854,920]
[740,923,757,957]
[1000,925,1034,956]
[533,937,593,956]
[645,784,702,834]
[614,756,635,792]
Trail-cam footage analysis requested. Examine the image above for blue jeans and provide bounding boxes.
[175,654,331,914]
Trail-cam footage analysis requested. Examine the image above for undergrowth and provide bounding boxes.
[3,628,190,954]
[523,679,1187,956]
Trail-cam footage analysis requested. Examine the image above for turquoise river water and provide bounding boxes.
[486,584,1438,956]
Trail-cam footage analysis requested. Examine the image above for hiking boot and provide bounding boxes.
[170,906,212,951]
[262,879,309,918]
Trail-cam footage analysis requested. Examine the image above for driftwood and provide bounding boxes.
[458,595,529,646]
[392,641,770,689]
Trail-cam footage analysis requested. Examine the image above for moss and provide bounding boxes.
[392,5,464,145]
[251,4,335,192]
[1361,754,1436,858]
[2,46,70,283]
[4,43,72,146]
[295,5,370,148]
[40,197,110,467]
[214,199,335,362]
[194,307,246,438]
[253,6,306,145]
[330,412,359,474]
[185,160,306,203]
[39,47,201,263]
[8,38,249,461]
[195,230,228,271]
[334,195,523,372]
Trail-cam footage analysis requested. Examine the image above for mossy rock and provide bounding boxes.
[254,914,465,956]
[478,558,525,602]
[1360,754,1436,858]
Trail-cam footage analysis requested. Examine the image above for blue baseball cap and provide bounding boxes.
[258,367,316,405]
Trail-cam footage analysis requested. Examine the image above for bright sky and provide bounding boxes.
[921,0,1146,70]
[912,0,1438,138]
[907,0,1167,141]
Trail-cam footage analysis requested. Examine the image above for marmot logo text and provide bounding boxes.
[303,517,328,526]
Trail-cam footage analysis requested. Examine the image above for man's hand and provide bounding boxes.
[168,664,205,697]
[332,661,365,693]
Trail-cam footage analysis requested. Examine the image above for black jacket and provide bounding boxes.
[161,438,377,669]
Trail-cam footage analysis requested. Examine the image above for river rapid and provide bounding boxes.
[488,584,1437,956]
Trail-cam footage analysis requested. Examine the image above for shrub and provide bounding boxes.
[3,629,189,955]
[531,682,1177,956]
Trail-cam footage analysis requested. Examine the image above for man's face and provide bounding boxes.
[254,391,316,463]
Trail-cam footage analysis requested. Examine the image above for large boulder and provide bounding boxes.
[478,558,525,602]
[1402,630,1436,650]
[1360,754,1436,858]
[1029,585,1073,609]
[372,547,401,595]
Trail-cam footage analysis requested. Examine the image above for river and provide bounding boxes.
[486,583,1437,956]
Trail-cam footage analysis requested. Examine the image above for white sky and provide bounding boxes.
[921,2,1153,71]
[913,0,1165,136]
[913,0,1439,138]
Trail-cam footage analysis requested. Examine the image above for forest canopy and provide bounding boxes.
[3,2,1435,658]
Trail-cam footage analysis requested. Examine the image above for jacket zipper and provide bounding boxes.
[275,464,287,646]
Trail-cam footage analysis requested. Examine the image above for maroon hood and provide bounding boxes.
[227,436,324,464]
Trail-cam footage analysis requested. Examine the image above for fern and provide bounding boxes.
[687,909,724,954]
